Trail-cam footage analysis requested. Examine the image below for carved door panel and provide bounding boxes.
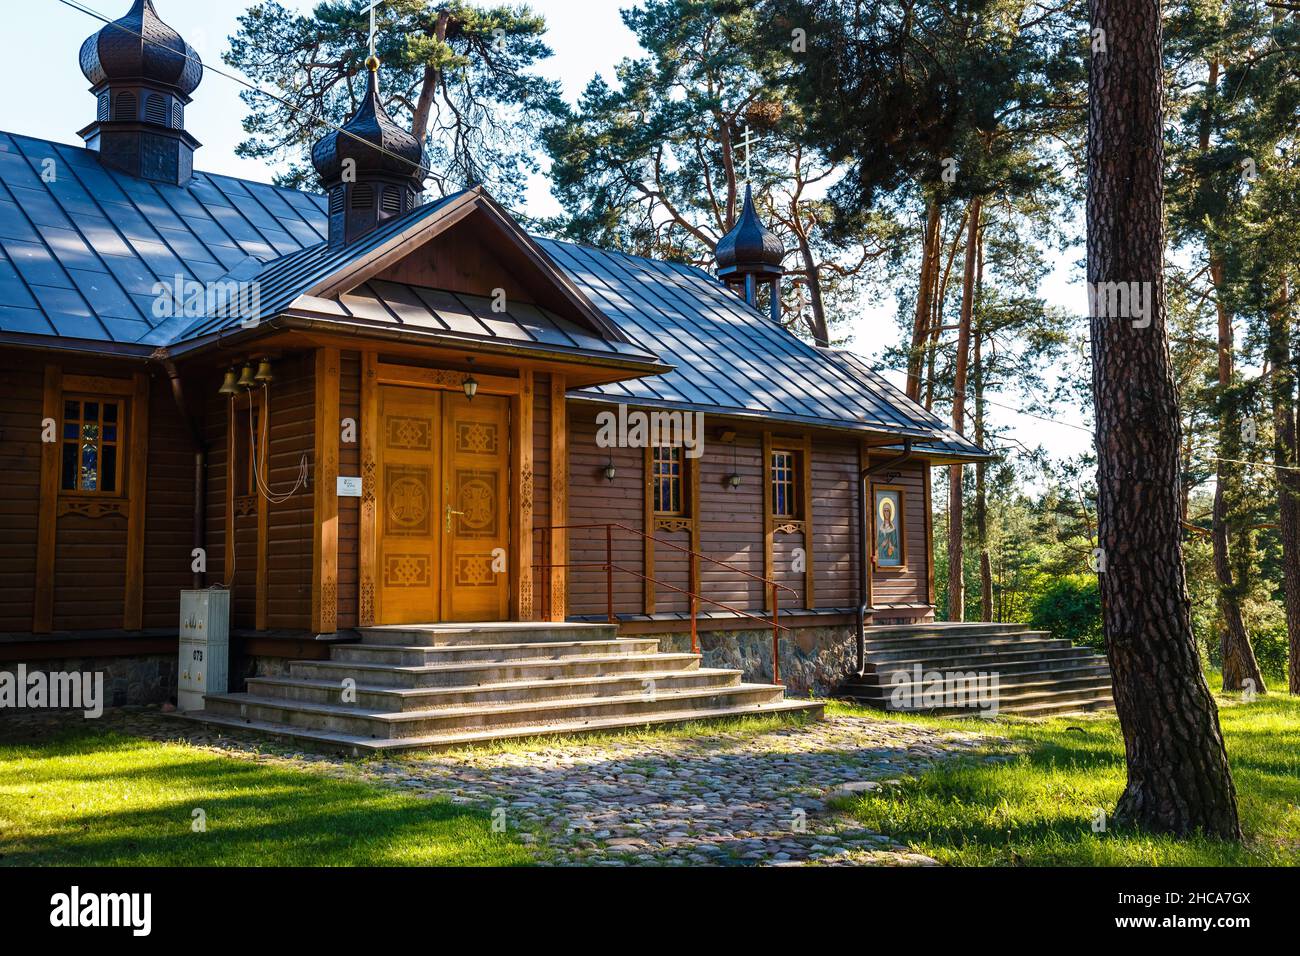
[441,392,510,622]
[377,386,442,625]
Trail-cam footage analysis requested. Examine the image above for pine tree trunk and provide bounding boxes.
[1087,0,1241,838]
[947,197,981,623]
[973,242,992,623]
[1210,259,1265,694]
[907,200,942,401]
[1267,278,1300,695]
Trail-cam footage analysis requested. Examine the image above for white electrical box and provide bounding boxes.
[178,590,230,712]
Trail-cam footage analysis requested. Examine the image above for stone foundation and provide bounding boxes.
[1,655,177,709]
[652,623,858,697]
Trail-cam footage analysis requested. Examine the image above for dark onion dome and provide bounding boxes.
[715,184,785,279]
[79,0,202,96]
[311,57,426,186]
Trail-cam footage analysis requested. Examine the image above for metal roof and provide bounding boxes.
[0,130,326,344]
[0,129,989,454]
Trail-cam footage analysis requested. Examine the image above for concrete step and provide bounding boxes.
[863,648,1106,675]
[861,630,1054,653]
[843,667,1113,703]
[177,698,825,755]
[289,651,702,688]
[877,681,1115,716]
[246,668,743,712]
[863,623,1038,640]
[203,683,791,739]
[997,694,1115,717]
[332,638,659,666]
[358,622,619,647]
[861,636,1069,663]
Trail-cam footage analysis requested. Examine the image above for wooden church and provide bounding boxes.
[0,2,1114,749]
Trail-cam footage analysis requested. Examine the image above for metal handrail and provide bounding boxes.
[533,522,792,685]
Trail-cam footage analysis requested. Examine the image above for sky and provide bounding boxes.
[1,0,1093,469]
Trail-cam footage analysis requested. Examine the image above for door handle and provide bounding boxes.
[446,505,466,533]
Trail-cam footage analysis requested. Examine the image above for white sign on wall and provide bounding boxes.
[337,476,363,498]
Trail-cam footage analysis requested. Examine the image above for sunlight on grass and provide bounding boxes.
[0,727,534,867]
[825,695,1300,866]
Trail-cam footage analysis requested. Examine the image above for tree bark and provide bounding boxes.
[972,230,992,622]
[907,199,942,401]
[947,197,982,622]
[1210,259,1266,694]
[1087,0,1241,838]
[1267,278,1300,695]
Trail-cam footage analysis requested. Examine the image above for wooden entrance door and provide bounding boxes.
[442,393,510,622]
[376,385,511,624]
[377,386,443,625]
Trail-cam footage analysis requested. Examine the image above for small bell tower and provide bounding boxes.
[310,57,426,247]
[77,0,203,185]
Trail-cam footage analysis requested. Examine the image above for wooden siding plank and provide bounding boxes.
[802,434,815,609]
[123,371,150,631]
[643,444,654,613]
[34,363,61,633]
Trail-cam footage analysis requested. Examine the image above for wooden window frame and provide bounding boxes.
[769,446,802,521]
[651,444,687,518]
[871,483,908,572]
[59,394,127,499]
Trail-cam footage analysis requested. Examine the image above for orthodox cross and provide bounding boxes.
[738,124,762,184]
[364,0,386,59]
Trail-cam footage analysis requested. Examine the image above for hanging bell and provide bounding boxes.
[253,358,274,384]
[236,364,256,389]
[218,368,240,396]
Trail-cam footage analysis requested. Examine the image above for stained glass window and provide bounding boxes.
[61,398,123,494]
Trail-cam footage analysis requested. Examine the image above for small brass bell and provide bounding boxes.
[253,358,274,384]
[218,368,240,396]
[236,364,256,389]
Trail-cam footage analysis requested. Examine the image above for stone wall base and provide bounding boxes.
[652,623,857,697]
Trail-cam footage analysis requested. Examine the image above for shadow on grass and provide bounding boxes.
[830,700,1300,867]
[0,725,533,867]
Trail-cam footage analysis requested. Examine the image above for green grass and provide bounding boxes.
[0,726,534,867]
[825,694,1300,866]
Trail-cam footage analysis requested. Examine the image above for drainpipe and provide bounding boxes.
[162,359,207,589]
[856,440,914,675]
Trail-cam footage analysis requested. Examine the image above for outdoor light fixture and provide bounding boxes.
[728,473,742,489]
[218,369,240,396]
[236,364,256,389]
[463,359,479,401]
[604,457,617,483]
[253,358,274,384]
